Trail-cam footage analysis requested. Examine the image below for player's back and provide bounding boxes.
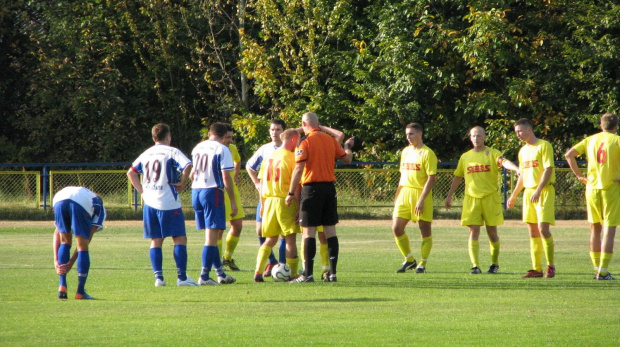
[191,140,234,189]
[131,144,190,210]
[584,132,620,189]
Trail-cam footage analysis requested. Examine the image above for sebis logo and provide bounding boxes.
[522,160,539,169]
[467,165,491,174]
[401,163,421,171]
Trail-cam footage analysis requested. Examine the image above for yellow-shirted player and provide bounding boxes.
[445,126,519,274]
[253,129,302,282]
[392,123,437,273]
[565,112,620,280]
[221,125,246,271]
[507,118,556,278]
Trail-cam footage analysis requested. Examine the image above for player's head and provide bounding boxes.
[469,126,486,149]
[270,119,286,145]
[223,124,234,146]
[152,123,171,144]
[601,113,618,131]
[405,123,424,146]
[209,122,228,141]
[302,112,319,131]
[280,129,300,151]
[514,118,534,143]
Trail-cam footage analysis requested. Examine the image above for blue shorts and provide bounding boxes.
[143,205,186,239]
[255,199,262,222]
[54,200,92,238]
[192,188,226,230]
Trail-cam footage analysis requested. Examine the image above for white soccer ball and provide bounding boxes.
[271,263,292,282]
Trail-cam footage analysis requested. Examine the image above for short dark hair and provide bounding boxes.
[514,118,533,129]
[271,118,286,130]
[405,123,424,133]
[601,113,618,131]
[210,122,228,138]
[152,123,170,141]
[224,123,234,133]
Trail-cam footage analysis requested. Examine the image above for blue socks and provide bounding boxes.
[150,247,164,280]
[76,250,90,295]
[58,243,71,288]
[173,245,188,281]
[279,238,286,263]
[201,245,225,280]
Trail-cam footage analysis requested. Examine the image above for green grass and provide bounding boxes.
[1,221,618,346]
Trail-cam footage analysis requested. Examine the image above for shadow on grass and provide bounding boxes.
[260,297,396,303]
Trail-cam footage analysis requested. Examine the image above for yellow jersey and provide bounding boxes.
[518,139,555,189]
[398,145,438,189]
[260,148,295,198]
[573,132,620,189]
[454,147,505,198]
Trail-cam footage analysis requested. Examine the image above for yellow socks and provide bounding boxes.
[287,257,299,277]
[419,236,432,267]
[469,239,480,268]
[255,245,272,274]
[489,240,500,265]
[395,233,414,262]
[530,237,543,272]
[590,251,601,272]
[599,253,613,275]
[224,233,240,260]
[542,236,554,265]
[217,239,223,257]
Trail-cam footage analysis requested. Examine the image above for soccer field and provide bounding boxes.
[0,220,618,346]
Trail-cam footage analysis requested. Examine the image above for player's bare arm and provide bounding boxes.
[126,169,143,195]
[531,167,553,203]
[339,137,355,164]
[415,175,437,215]
[507,174,524,209]
[564,148,588,184]
[445,176,463,209]
[171,164,193,193]
[246,163,261,190]
[286,162,305,206]
[223,170,237,217]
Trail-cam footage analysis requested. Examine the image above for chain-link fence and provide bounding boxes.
[0,164,587,219]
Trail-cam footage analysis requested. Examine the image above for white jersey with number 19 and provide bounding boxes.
[191,139,235,189]
[130,143,192,211]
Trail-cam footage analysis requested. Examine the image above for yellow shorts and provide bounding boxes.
[522,186,555,225]
[225,181,246,221]
[317,225,324,233]
[586,183,620,227]
[392,187,433,222]
[261,197,301,237]
[461,192,503,227]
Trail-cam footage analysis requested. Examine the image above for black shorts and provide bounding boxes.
[299,182,338,227]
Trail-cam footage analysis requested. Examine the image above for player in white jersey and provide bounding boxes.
[246,119,286,277]
[127,123,197,287]
[52,186,106,300]
[191,122,238,285]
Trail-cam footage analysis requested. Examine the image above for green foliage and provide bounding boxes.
[1,0,619,163]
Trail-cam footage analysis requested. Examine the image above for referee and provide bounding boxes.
[285,112,354,282]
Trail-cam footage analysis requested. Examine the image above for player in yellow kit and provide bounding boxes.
[445,126,519,274]
[392,123,437,273]
[253,129,302,282]
[565,113,620,280]
[507,118,556,278]
[221,125,246,271]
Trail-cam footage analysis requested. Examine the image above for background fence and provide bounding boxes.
[0,162,587,219]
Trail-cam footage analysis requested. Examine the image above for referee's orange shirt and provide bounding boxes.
[295,129,347,185]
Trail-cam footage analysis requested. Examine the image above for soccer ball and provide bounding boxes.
[271,263,292,282]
